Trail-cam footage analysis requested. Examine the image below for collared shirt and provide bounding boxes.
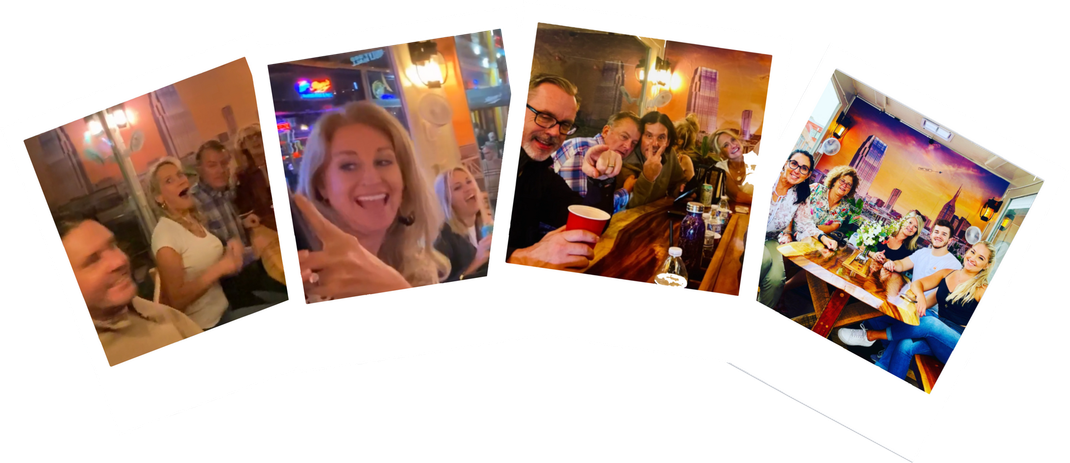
[190,182,248,246]
[552,134,605,197]
[94,297,203,366]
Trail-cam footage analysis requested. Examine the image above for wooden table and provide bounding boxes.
[777,238,919,338]
[584,197,749,295]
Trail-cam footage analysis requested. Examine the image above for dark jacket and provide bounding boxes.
[507,148,615,258]
[435,224,487,282]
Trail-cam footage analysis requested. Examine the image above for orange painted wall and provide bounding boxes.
[436,37,476,147]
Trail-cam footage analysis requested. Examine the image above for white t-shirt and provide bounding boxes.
[899,247,963,302]
[151,218,229,329]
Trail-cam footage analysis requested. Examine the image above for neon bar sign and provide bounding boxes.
[277,122,291,132]
[296,78,334,99]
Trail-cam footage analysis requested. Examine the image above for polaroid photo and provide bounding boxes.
[4,32,299,431]
[740,42,1065,457]
[243,5,535,372]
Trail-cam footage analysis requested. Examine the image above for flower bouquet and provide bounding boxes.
[842,217,896,278]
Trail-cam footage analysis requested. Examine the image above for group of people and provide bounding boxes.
[290,101,494,301]
[507,73,756,270]
[62,125,287,365]
[759,149,997,382]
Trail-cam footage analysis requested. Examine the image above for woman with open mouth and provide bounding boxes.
[149,157,245,329]
[433,165,492,282]
[293,102,449,301]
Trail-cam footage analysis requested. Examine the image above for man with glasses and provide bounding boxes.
[552,111,641,197]
[507,74,625,270]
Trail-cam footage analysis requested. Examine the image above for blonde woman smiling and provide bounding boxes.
[294,102,448,301]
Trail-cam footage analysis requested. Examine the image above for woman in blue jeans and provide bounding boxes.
[838,241,995,379]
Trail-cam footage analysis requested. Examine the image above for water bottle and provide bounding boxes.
[654,247,688,287]
[679,201,705,272]
[703,210,720,260]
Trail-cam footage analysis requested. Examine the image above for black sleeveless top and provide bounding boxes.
[876,240,913,262]
[936,277,979,327]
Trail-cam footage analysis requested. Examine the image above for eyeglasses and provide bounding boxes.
[786,160,811,175]
[836,178,854,188]
[527,105,577,135]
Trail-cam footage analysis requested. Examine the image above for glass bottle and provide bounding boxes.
[679,201,705,272]
[655,247,688,287]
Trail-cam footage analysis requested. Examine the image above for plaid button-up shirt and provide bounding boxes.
[551,134,604,198]
[190,183,248,247]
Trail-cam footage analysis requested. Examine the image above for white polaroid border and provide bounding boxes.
[492,1,796,369]
[246,5,539,372]
[744,42,1070,457]
[1,34,297,434]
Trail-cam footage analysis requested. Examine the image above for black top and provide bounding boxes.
[876,240,913,262]
[434,224,487,282]
[507,148,615,258]
[936,276,979,327]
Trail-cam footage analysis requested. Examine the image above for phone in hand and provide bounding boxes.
[289,189,321,251]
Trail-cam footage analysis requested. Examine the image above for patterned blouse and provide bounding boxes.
[766,185,800,235]
[793,183,850,240]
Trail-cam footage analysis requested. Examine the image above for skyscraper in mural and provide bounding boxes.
[741,109,752,140]
[686,67,718,134]
[887,188,902,213]
[935,185,962,229]
[954,216,971,238]
[848,134,888,198]
[593,60,625,120]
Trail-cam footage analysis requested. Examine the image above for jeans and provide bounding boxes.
[873,310,964,379]
[759,240,786,308]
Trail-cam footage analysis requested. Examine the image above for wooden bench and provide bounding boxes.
[912,354,944,393]
[791,273,883,332]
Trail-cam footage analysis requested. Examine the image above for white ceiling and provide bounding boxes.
[832,70,1041,190]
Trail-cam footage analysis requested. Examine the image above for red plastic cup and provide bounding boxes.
[566,205,611,238]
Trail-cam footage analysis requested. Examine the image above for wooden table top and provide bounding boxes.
[584,197,748,295]
[777,238,919,326]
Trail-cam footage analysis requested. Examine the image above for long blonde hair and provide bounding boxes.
[147,156,204,225]
[434,165,484,237]
[895,211,922,251]
[947,241,996,305]
[295,101,449,286]
[710,128,741,160]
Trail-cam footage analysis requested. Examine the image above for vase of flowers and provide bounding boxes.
[842,217,897,277]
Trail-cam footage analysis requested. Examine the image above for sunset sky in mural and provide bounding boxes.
[814,101,1009,224]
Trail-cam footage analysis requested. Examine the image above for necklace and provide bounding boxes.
[771,182,789,204]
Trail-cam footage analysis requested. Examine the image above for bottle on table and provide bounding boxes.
[655,247,688,287]
[679,201,705,272]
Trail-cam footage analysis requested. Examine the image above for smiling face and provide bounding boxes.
[448,169,481,222]
[62,221,137,317]
[317,123,404,239]
[717,133,743,160]
[833,174,854,197]
[197,148,231,191]
[602,119,640,156]
[962,243,992,273]
[523,83,577,161]
[900,217,919,238]
[930,225,952,249]
[641,122,670,158]
[154,162,194,213]
[783,153,812,186]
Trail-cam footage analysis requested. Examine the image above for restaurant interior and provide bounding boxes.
[24,59,281,305]
[269,30,510,210]
[772,70,1043,391]
[529,24,774,295]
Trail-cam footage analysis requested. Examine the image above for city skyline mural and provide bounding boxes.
[814,100,1009,229]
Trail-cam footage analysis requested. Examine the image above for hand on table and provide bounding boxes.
[582,144,623,180]
[508,226,598,270]
[293,194,411,301]
[883,260,897,272]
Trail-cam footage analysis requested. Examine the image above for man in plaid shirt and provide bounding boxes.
[552,111,642,197]
[190,140,249,247]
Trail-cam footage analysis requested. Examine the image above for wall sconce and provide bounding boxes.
[1000,211,1015,231]
[409,41,449,89]
[635,57,672,88]
[108,104,131,129]
[832,111,850,139]
[978,198,1002,222]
